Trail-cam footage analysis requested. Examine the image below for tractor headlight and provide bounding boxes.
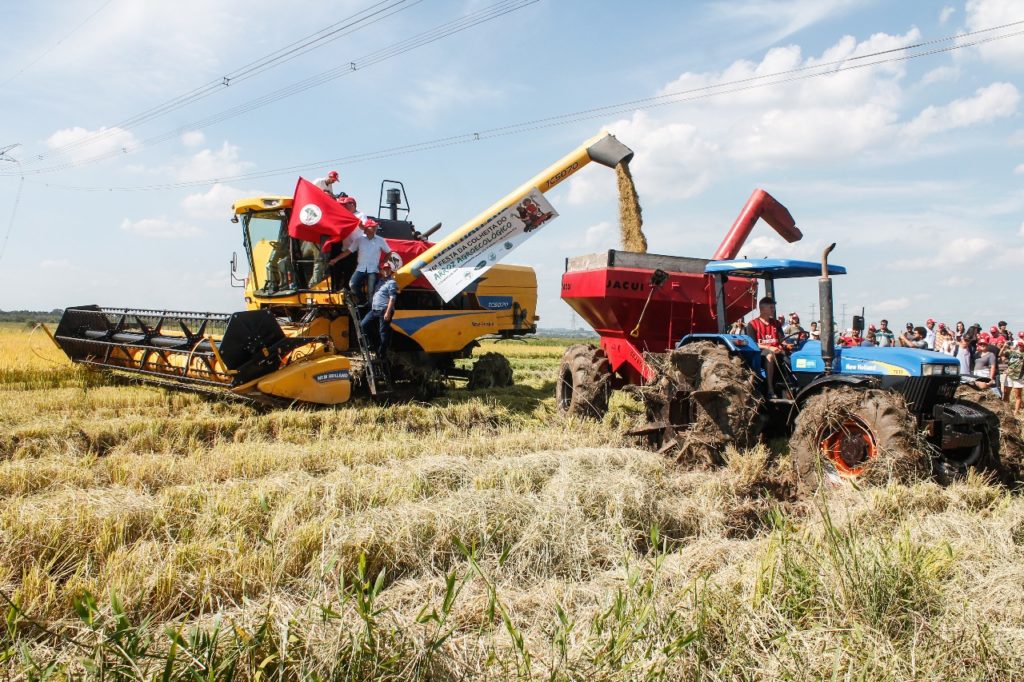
[922,363,958,376]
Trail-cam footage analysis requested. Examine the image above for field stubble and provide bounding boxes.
[1,324,1023,679]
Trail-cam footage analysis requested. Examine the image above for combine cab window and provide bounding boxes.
[242,211,288,291]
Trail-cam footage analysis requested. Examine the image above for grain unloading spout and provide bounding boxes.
[395,132,633,290]
[712,189,803,260]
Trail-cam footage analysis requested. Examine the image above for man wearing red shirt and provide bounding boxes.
[745,296,787,399]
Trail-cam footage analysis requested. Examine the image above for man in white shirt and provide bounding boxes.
[331,218,391,304]
[924,318,937,350]
[312,170,340,198]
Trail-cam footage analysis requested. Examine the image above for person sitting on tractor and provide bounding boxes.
[745,296,788,399]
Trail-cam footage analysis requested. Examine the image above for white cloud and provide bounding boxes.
[40,259,71,270]
[893,236,994,269]
[1015,163,1024,174]
[875,297,911,312]
[904,83,1020,138]
[45,126,139,163]
[181,131,205,148]
[939,5,955,23]
[964,0,1024,68]
[947,275,974,287]
[120,217,202,239]
[181,183,265,220]
[919,65,960,86]
[1019,221,1024,237]
[401,75,503,122]
[707,0,863,48]
[175,142,254,182]
[583,221,614,248]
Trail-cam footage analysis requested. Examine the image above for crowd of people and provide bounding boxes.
[779,310,1022,411]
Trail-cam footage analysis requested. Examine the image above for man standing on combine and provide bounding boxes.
[361,261,397,359]
[746,296,787,399]
[330,218,392,305]
[313,170,341,198]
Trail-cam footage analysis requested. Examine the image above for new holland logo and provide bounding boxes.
[314,369,350,383]
[299,204,323,225]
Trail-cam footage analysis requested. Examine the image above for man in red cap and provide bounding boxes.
[331,218,392,305]
[313,170,341,198]
[924,318,936,350]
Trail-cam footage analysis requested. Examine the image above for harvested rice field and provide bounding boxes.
[2,322,1024,680]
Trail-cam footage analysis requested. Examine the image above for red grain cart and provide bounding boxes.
[556,189,801,417]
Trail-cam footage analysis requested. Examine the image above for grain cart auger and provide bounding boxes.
[51,305,353,405]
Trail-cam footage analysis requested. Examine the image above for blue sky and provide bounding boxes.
[1,0,1022,332]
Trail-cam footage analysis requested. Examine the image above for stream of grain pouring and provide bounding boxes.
[616,162,647,253]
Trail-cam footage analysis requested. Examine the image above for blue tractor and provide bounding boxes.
[635,244,1020,490]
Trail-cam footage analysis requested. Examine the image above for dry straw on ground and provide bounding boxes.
[1,323,1023,679]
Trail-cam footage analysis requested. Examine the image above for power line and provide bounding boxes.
[0,145,24,264]
[25,21,1024,193]
[27,0,418,164]
[15,0,537,175]
[0,0,117,88]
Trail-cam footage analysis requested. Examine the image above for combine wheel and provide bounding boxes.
[632,341,763,463]
[954,385,1024,485]
[467,352,514,390]
[791,388,926,492]
[556,344,612,419]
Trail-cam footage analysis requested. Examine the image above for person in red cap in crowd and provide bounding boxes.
[336,195,367,225]
[924,318,936,349]
[864,325,877,346]
[331,218,392,306]
[972,336,1001,396]
[313,170,341,198]
[934,322,955,355]
[783,312,804,337]
[1004,333,1024,412]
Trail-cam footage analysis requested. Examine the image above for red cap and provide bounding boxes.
[927,318,935,324]
[1018,331,1024,339]
[327,170,339,180]
[938,322,946,329]
[362,218,379,228]
[990,325,999,333]
[338,195,356,206]
[868,324,877,331]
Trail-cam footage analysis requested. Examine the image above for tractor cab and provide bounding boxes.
[694,256,961,408]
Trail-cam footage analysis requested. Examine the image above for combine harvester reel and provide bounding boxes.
[52,305,353,406]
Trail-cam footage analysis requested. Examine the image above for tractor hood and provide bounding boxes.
[790,341,959,377]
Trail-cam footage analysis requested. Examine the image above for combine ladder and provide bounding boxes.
[343,293,389,398]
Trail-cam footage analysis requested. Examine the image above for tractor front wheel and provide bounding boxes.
[556,344,612,419]
[791,387,927,492]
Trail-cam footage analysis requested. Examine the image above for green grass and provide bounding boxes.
[1,325,1024,679]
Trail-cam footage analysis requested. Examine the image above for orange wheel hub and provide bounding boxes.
[820,418,877,478]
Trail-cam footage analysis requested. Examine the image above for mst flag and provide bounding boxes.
[287,178,361,249]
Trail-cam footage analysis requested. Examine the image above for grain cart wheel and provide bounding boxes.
[791,387,926,493]
[955,385,1023,485]
[556,344,612,419]
[467,352,514,390]
[631,341,763,464]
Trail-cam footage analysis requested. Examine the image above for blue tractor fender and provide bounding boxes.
[793,373,878,406]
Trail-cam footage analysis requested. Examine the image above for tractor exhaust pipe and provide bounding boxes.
[819,243,837,374]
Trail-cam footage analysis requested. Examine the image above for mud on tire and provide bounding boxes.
[955,384,1024,485]
[791,387,927,493]
[467,352,514,390]
[635,341,763,464]
[556,344,612,419]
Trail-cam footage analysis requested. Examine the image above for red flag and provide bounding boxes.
[287,178,361,250]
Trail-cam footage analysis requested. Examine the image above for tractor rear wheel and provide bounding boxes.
[556,344,612,419]
[467,352,514,390]
[631,341,763,464]
[791,387,926,492]
[954,385,1024,485]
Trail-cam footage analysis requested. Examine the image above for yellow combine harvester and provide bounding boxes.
[51,133,634,405]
